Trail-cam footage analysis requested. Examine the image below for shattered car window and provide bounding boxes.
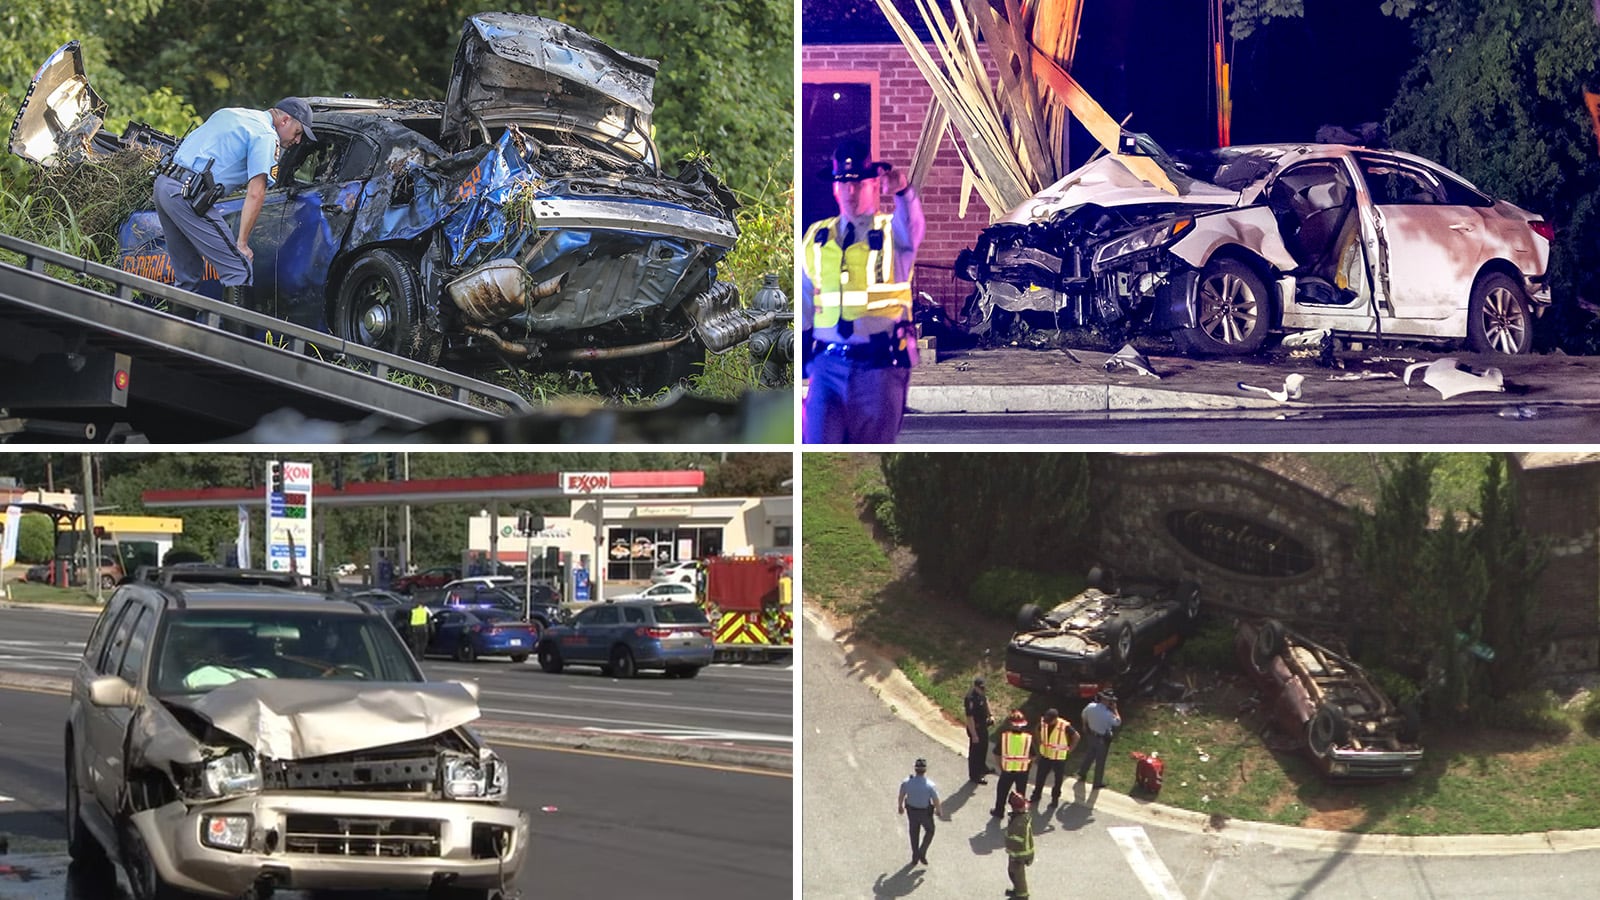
[152,608,419,694]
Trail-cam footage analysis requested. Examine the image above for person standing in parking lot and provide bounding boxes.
[964,676,995,784]
[1076,690,1122,789]
[896,757,941,866]
[407,602,430,658]
[376,550,395,591]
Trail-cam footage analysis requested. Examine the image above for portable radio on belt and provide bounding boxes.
[157,152,224,215]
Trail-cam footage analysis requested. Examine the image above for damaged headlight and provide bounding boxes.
[442,750,509,800]
[181,751,263,800]
[1093,217,1193,271]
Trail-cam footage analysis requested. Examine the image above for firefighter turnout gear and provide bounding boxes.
[1005,794,1035,898]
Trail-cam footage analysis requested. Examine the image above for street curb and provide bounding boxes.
[805,603,1600,857]
[0,673,790,775]
[907,383,1282,414]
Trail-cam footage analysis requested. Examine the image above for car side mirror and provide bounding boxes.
[87,674,138,709]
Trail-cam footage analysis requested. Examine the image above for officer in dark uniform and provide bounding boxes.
[964,675,995,784]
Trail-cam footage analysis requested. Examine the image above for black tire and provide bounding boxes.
[1252,620,1286,668]
[610,645,638,679]
[455,641,477,663]
[1086,565,1109,590]
[1016,603,1043,632]
[666,665,701,679]
[1467,271,1533,355]
[121,817,184,900]
[1111,623,1135,671]
[509,653,529,664]
[1308,704,1350,758]
[99,573,116,591]
[65,742,112,873]
[1181,257,1275,355]
[537,643,564,674]
[333,248,442,364]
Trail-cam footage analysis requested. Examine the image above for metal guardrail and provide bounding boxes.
[0,231,534,430]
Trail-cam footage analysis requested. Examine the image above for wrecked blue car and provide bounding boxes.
[10,14,767,392]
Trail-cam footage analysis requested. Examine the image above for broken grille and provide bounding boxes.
[283,814,442,857]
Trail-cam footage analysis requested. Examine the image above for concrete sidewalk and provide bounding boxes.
[806,603,1600,857]
[907,344,1600,416]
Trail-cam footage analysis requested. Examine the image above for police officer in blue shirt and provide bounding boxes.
[896,757,941,867]
[152,98,315,302]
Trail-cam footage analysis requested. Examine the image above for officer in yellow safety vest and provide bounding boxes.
[800,139,926,444]
[407,602,430,658]
[1029,707,1079,808]
[990,709,1034,817]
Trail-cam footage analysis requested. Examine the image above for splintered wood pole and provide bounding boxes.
[879,0,1176,223]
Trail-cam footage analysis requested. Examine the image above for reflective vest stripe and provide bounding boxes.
[1001,731,1032,771]
[801,215,912,330]
[1039,720,1072,760]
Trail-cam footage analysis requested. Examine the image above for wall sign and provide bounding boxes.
[1165,509,1315,578]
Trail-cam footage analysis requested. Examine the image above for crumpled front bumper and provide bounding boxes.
[130,792,528,898]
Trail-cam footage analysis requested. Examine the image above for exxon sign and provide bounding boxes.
[281,461,314,492]
[562,472,611,494]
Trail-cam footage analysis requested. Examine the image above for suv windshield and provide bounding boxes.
[150,608,419,695]
[652,603,709,625]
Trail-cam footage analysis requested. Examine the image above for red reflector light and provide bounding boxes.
[114,369,130,390]
[1006,672,1022,687]
[638,627,673,639]
[1531,221,1555,241]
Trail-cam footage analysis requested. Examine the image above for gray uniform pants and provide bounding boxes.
[152,173,252,291]
[802,353,910,443]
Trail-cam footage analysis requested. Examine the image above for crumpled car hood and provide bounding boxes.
[8,40,106,167]
[189,679,481,760]
[442,12,657,162]
[998,155,1237,226]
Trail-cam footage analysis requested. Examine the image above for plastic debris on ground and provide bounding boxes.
[1103,342,1161,379]
[1402,357,1506,399]
[1237,373,1305,403]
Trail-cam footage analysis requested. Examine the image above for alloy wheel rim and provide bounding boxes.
[1200,273,1259,344]
[1483,286,1526,353]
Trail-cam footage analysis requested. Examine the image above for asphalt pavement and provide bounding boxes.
[905,342,1600,421]
[802,604,1600,899]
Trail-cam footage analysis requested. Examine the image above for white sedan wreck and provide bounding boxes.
[955,137,1553,355]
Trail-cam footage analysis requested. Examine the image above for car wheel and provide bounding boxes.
[1467,271,1532,354]
[333,248,442,365]
[454,641,477,663]
[65,743,112,873]
[610,645,638,679]
[1308,703,1350,758]
[1252,620,1286,669]
[537,643,564,674]
[99,573,116,590]
[1182,258,1274,355]
[121,817,184,900]
[508,653,530,664]
[1015,603,1042,632]
[674,665,701,679]
[1111,623,1135,672]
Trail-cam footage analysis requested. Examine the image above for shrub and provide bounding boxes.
[1178,617,1238,673]
[1582,690,1600,734]
[860,486,902,543]
[1366,664,1423,707]
[16,513,55,564]
[968,568,1075,622]
[1477,689,1571,737]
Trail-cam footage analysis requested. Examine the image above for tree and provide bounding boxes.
[703,454,792,497]
[880,453,1093,591]
[1471,454,1547,699]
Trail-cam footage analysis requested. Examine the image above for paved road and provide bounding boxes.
[0,604,792,753]
[801,609,1600,899]
[0,685,791,899]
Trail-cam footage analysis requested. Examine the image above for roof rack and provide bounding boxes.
[130,565,313,589]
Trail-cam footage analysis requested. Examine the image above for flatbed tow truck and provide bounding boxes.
[0,231,533,441]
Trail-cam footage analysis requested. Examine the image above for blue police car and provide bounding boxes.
[535,600,713,679]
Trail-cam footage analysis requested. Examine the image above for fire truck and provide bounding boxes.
[703,555,792,663]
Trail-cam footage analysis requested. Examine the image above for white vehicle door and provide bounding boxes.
[1355,154,1486,325]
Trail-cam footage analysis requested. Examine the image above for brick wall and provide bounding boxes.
[802,42,999,318]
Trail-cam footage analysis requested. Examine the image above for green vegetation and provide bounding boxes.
[4,580,101,606]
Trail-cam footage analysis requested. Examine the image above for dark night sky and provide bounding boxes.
[804,0,1414,160]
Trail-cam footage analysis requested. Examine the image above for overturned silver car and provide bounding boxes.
[66,571,527,900]
[955,135,1553,356]
[12,14,773,392]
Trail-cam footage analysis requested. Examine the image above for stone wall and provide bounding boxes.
[1093,455,1364,625]
[1508,459,1600,673]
